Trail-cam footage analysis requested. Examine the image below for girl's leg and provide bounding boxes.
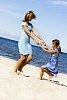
[18,54,33,72]
[43,68,53,80]
[40,66,52,80]
[40,66,44,80]
[14,55,26,73]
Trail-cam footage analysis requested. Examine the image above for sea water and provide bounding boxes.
[0,37,67,74]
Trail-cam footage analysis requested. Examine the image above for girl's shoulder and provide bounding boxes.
[52,48,59,55]
[55,48,59,57]
[53,48,58,52]
[56,48,59,53]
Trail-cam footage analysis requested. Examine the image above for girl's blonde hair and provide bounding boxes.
[52,39,61,53]
[23,11,36,22]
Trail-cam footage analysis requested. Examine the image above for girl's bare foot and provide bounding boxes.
[40,77,42,80]
[48,75,53,81]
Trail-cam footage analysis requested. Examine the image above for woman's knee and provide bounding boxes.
[28,55,33,61]
[20,55,26,61]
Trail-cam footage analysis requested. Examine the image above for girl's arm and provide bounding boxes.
[40,45,56,53]
[32,28,46,45]
[22,25,39,45]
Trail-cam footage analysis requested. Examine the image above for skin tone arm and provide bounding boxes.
[40,45,56,54]
[32,28,46,45]
[22,25,40,45]
[32,28,50,49]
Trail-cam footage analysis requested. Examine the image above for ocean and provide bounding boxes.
[0,37,67,74]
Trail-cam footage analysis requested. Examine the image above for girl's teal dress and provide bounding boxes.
[18,22,33,55]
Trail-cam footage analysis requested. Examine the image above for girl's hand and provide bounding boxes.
[40,45,48,52]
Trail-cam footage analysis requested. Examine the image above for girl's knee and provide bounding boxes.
[41,66,44,71]
[41,66,44,69]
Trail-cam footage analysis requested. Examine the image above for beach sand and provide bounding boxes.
[0,56,67,100]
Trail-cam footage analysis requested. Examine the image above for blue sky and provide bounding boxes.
[0,0,67,52]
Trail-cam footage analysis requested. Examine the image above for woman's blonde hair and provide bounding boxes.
[23,11,36,22]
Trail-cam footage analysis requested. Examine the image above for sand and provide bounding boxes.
[0,56,67,100]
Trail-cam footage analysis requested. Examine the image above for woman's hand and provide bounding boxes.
[35,40,41,45]
[40,39,46,46]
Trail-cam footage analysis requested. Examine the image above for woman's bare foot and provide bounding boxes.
[13,69,23,75]
[17,70,23,75]
[13,71,19,75]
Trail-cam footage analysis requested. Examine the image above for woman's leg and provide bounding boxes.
[14,55,26,73]
[18,54,33,71]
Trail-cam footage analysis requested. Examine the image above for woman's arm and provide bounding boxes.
[22,25,39,45]
[32,28,46,45]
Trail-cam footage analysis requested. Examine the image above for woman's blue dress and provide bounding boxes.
[18,22,33,55]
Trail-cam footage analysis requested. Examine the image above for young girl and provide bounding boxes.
[40,39,61,80]
[14,11,46,74]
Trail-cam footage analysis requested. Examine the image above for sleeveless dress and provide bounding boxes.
[44,49,59,76]
[18,22,33,55]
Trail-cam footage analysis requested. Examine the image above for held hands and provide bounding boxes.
[39,41,49,51]
[40,39,46,46]
[35,39,46,46]
[35,40,44,45]
[35,40,49,51]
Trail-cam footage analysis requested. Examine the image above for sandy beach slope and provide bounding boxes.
[0,56,67,100]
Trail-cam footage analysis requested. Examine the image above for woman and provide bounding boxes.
[14,11,46,75]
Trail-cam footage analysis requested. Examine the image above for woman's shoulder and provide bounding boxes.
[21,21,26,28]
[21,21,26,26]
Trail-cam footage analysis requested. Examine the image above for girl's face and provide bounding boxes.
[52,42,55,48]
